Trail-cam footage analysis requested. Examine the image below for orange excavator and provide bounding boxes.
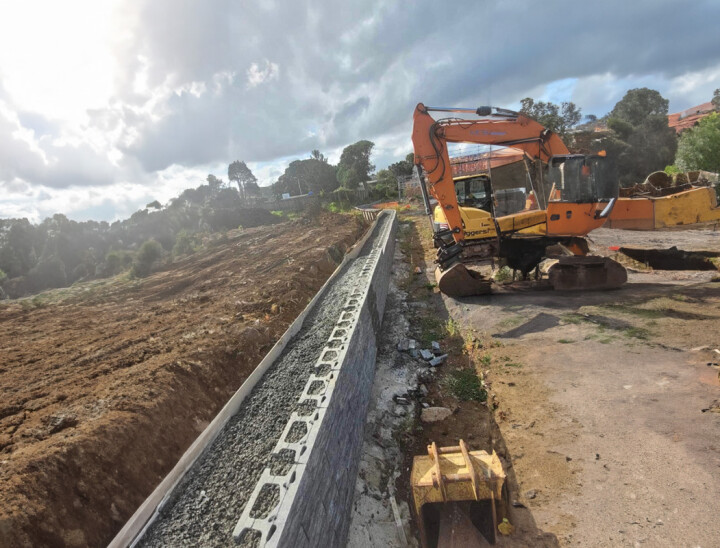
[412,103,627,296]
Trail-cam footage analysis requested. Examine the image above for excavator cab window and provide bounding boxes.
[546,155,618,203]
[454,175,493,212]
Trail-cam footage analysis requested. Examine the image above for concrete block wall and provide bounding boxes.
[275,211,396,547]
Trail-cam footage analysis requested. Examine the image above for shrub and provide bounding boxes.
[131,239,163,278]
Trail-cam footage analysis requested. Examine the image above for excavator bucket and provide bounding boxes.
[548,255,627,291]
[435,264,492,298]
[411,440,507,547]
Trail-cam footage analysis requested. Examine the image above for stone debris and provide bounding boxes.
[429,354,448,367]
[396,338,417,353]
[420,407,452,423]
[431,341,441,354]
[419,349,434,361]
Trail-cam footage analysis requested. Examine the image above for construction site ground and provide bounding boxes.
[397,210,720,547]
[0,211,365,548]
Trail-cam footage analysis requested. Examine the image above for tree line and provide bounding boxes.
[0,181,279,298]
[520,87,720,186]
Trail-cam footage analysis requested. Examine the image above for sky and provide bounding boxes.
[1,0,719,223]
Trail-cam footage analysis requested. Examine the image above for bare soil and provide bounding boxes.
[0,212,365,548]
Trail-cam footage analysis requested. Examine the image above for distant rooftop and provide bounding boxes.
[668,101,715,133]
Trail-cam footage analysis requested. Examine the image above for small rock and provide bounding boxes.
[397,339,410,352]
[408,339,417,350]
[429,354,448,367]
[525,489,537,499]
[421,407,452,423]
[409,349,420,359]
[414,266,422,274]
[431,341,441,354]
[421,402,430,408]
[420,349,434,361]
[394,396,410,405]
[418,384,429,396]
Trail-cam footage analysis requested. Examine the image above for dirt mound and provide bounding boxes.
[0,212,365,548]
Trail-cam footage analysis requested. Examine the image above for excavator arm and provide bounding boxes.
[412,103,569,242]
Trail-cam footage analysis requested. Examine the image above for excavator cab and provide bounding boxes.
[546,154,618,204]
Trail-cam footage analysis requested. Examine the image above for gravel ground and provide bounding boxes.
[138,216,389,547]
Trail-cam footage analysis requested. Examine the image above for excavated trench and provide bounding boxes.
[135,214,391,547]
[620,246,720,270]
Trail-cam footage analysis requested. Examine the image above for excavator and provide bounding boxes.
[411,103,627,297]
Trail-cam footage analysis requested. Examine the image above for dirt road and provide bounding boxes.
[443,270,720,546]
[0,212,364,548]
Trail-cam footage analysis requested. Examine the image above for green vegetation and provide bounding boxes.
[445,318,460,337]
[443,368,487,402]
[624,327,650,340]
[418,316,443,346]
[606,88,677,185]
[676,112,720,173]
[520,97,581,140]
[480,354,492,367]
[558,339,575,344]
[131,240,163,278]
[494,266,513,283]
[336,140,375,190]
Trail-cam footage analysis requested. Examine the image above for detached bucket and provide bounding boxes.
[435,264,492,298]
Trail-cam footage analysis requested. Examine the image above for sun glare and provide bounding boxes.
[0,0,122,122]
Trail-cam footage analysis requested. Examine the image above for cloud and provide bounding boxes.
[1,0,720,221]
[247,60,280,88]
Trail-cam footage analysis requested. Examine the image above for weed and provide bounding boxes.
[443,368,487,402]
[598,337,613,344]
[494,266,513,283]
[445,318,460,337]
[424,282,438,291]
[480,354,492,367]
[558,338,575,344]
[504,362,523,368]
[270,210,286,217]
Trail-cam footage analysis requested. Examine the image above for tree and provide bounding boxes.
[228,161,257,202]
[206,174,224,194]
[146,200,162,210]
[519,98,581,139]
[373,169,399,199]
[676,112,720,173]
[712,89,720,111]
[607,88,677,185]
[131,239,163,278]
[337,140,374,189]
[275,156,338,196]
[388,152,415,178]
[609,88,669,126]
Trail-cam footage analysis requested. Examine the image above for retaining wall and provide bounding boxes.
[235,210,396,547]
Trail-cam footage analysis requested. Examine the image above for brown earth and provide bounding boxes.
[0,211,365,548]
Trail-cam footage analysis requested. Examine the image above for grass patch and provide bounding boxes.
[443,368,487,402]
[624,327,650,340]
[504,361,523,368]
[417,316,442,346]
[558,338,575,344]
[496,315,525,329]
[601,303,664,319]
[561,313,585,325]
[480,354,492,367]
